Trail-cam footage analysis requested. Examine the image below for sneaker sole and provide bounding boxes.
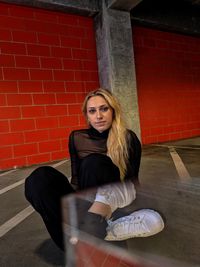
[105,209,165,241]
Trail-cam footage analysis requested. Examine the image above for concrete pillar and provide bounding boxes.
[94,2,141,139]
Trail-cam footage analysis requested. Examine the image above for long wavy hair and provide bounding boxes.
[82,88,128,180]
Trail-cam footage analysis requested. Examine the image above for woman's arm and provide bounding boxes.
[68,131,80,189]
[125,130,142,183]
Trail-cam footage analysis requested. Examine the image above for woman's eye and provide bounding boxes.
[88,109,96,114]
[101,106,109,112]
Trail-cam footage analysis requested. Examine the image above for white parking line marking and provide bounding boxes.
[0,179,25,195]
[51,159,69,168]
[0,169,17,177]
[169,147,191,180]
[0,160,70,237]
[0,206,35,238]
[0,160,69,196]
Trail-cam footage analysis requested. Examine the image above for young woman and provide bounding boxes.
[25,88,164,251]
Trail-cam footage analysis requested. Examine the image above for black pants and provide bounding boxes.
[25,154,120,250]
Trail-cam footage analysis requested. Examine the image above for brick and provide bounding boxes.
[68,104,82,115]
[39,140,61,153]
[53,70,74,81]
[30,69,53,80]
[76,93,87,103]
[0,107,20,119]
[29,21,64,35]
[49,128,68,139]
[3,68,29,80]
[24,20,44,32]
[150,127,163,136]
[61,138,69,151]
[66,26,86,38]
[0,120,9,132]
[10,119,35,132]
[75,71,92,81]
[15,56,40,68]
[60,36,81,48]
[0,132,24,145]
[24,129,49,143]
[84,81,99,91]
[13,143,38,157]
[63,59,82,70]
[0,16,25,30]
[0,54,15,67]
[45,105,68,116]
[22,106,45,118]
[38,33,60,46]
[0,94,6,105]
[66,81,85,92]
[9,5,34,18]
[43,81,65,92]
[82,60,98,71]
[51,150,67,161]
[7,94,32,106]
[79,115,87,126]
[36,117,58,129]
[90,71,99,81]
[40,57,62,69]
[1,146,13,159]
[12,30,37,43]
[72,49,88,60]
[58,14,78,26]
[27,44,50,56]
[81,39,96,50]
[27,153,51,166]
[34,9,58,22]
[0,3,9,15]
[51,47,72,58]
[0,157,27,170]
[0,29,12,40]
[0,81,18,93]
[18,81,43,93]
[33,94,56,105]
[0,42,26,55]
[78,17,93,28]
[56,93,76,104]
[59,115,79,127]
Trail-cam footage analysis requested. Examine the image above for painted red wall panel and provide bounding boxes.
[133,26,200,144]
[0,2,99,170]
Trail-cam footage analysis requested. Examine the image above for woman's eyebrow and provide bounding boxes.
[88,104,108,109]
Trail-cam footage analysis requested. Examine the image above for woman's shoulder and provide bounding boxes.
[126,129,141,145]
[69,128,89,139]
[126,129,138,139]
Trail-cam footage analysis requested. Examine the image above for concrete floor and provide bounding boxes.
[0,137,200,267]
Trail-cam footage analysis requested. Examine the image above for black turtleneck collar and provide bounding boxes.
[88,127,109,139]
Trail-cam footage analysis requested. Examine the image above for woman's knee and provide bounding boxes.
[25,166,52,200]
[79,154,120,188]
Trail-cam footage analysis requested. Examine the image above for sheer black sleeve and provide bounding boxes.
[125,130,142,183]
[68,131,80,188]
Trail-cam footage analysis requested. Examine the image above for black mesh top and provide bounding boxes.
[68,127,141,188]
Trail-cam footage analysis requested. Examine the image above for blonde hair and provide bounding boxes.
[82,88,128,180]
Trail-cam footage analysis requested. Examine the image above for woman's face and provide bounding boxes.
[86,95,113,133]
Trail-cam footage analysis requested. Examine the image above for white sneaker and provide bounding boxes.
[94,181,136,213]
[105,209,164,241]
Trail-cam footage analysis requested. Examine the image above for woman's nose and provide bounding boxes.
[96,110,103,119]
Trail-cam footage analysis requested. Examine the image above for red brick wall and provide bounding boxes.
[0,3,99,170]
[133,26,200,144]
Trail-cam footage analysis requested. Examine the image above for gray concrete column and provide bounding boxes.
[94,3,141,139]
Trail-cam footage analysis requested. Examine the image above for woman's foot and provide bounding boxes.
[105,209,165,241]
